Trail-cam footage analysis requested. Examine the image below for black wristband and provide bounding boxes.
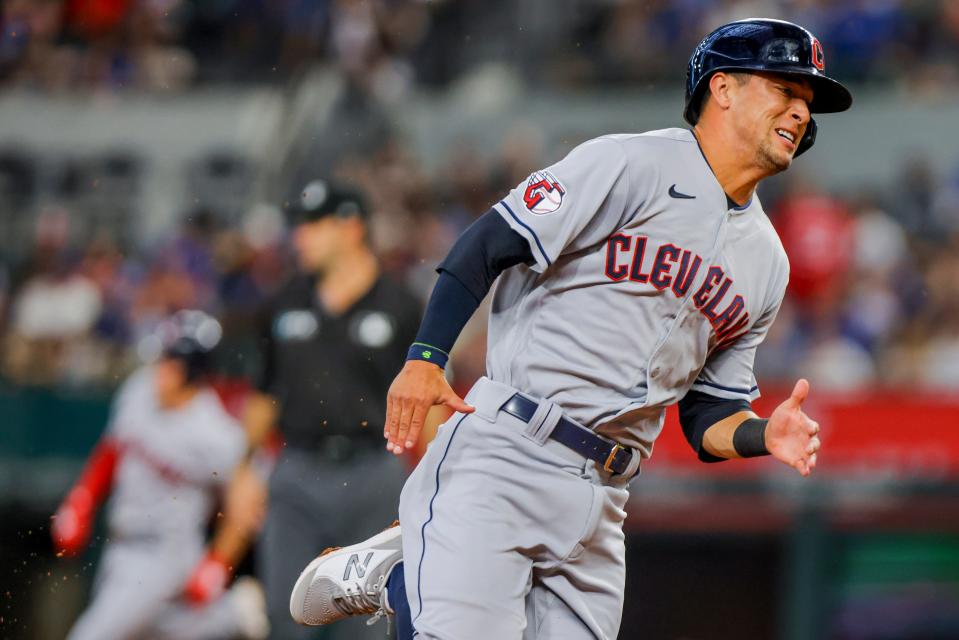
[732,418,769,457]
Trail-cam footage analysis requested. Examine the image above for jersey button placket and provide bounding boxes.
[641,206,730,398]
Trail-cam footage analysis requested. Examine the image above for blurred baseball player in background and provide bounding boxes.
[288,18,852,640]
[51,310,268,640]
[222,180,421,639]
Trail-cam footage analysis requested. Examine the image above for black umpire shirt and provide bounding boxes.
[255,274,421,451]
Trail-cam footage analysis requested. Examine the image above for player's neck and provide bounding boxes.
[315,248,379,316]
[692,126,764,207]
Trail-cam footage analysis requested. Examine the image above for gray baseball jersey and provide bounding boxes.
[398,128,789,640]
[490,127,789,458]
[106,366,245,541]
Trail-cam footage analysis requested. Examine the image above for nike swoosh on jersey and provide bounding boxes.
[668,184,696,199]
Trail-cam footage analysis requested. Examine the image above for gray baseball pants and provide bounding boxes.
[66,536,247,640]
[398,377,639,640]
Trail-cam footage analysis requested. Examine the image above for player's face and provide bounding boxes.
[292,217,345,274]
[154,358,188,408]
[735,72,812,173]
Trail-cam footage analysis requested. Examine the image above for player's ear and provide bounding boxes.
[707,72,735,112]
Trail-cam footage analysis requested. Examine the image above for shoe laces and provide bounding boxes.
[366,608,388,627]
[333,573,388,621]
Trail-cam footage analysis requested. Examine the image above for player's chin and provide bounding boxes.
[758,146,792,174]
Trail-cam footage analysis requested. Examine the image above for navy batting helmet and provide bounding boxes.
[140,310,223,382]
[684,18,852,157]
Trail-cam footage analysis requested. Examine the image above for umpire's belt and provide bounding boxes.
[500,394,633,475]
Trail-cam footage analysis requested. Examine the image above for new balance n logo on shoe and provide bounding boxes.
[343,552,374,580]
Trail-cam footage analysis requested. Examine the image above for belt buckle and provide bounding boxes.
[603,444,625,473]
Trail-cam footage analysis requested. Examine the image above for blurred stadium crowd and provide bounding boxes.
[2,0,959,92]
[0,0,959,395]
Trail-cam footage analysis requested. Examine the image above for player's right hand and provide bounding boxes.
[385,360,474,455]
[51,487,94,557]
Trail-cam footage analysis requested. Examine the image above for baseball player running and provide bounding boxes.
[52,310,268,640]
[289,18,852,640]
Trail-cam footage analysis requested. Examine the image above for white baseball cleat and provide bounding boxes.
[290,522,402,626]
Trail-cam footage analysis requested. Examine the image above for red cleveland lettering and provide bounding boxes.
[604,234,750,344]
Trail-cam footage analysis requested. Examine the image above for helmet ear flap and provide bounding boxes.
[794,117,817,157]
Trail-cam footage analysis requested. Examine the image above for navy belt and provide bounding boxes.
[500,394,633,475]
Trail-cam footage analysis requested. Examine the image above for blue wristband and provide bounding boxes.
[407,343,449,369]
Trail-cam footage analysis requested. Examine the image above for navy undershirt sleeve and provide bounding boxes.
[411,272,479,361]
[677,389,752,463]
[437,208,535,300]
[410,210,533,362]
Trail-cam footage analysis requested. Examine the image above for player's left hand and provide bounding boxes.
[765,378,820,477]
[183,551,232,606]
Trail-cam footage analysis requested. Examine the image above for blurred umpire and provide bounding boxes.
[239,180,420,640]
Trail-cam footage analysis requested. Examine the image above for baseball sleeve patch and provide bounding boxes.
[523,170,566,215]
